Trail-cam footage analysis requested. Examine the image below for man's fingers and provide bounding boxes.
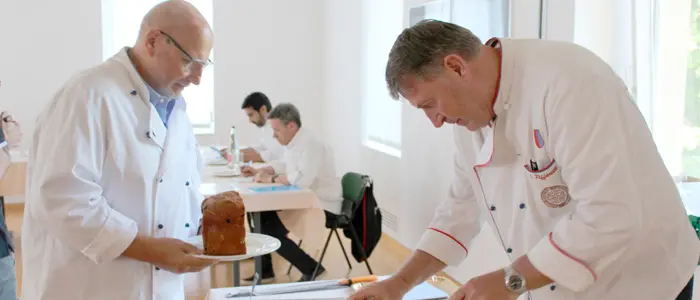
[448,288,466,300]
[347,289,372,300]
[180,241,203,254]
[184,256,218,272]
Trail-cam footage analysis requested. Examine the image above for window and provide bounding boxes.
[633,0,700,179]
[362,0,405,156]
[573,0,700,180]
[101,0,215,134]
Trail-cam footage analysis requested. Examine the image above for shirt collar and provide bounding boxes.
[286,127,307,150]
[485,37,515,119]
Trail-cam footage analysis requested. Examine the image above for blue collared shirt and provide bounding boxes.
[145,84,176,127]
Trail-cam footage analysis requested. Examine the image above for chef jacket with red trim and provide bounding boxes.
[416,38,700,300]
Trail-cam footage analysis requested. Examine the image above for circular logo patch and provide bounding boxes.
[541,185,570,208]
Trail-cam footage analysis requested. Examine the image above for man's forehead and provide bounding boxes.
[398,80,424,107]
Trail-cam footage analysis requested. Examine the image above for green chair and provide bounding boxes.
[309,172,374,280]
[689,215,700,265]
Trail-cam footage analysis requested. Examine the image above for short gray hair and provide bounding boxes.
[267,102,302,128]
[385,19,483,99]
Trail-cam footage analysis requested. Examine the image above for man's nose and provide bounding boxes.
[426,111,445,128]
[187,65,203,85]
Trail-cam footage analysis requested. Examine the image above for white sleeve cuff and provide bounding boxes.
[81,209,139,264]
[416,228,468,266]
[528,233,597,292]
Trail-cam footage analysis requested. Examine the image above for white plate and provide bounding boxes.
[207,158,228,166]
[187,233,281,261]
[213,168,241,177]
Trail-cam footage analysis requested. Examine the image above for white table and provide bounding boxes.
[199,163,321,287]
[206,275,450,300]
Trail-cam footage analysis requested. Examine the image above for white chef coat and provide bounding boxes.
[269,127,343,214]
[251,122,285,162]
[416,38,700,300]
[21,47,204,300]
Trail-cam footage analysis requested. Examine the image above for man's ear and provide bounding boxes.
[443,54,466,77]
[144,30,160,56]
[259,106,268,115]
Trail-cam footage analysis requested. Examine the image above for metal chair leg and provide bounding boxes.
[334,228,352,270]
[286,239,303,275]
[311,229,334,281]
[347,225,373,274]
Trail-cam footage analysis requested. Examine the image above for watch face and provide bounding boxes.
[507,274,524,291]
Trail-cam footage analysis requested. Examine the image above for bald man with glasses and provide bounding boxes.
[21,1,218,299]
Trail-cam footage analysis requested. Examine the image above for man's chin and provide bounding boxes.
[461,119,487,131]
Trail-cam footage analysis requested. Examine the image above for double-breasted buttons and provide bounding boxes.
[506,247,513,254]
[185,223,190,228]
[158,224,164,229]
[185,181,190,186]
[519,203,526,209]
[490,205,496,211]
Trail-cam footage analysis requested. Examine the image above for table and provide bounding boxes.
[206,275,454,300]
[199,163,320,287]
[0,150,27,217]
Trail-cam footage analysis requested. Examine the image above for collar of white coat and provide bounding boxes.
[111,47,187,112]
[286,126,308,150]
[486,37,515,118]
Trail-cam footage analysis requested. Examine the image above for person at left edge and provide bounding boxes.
[21,1,218,300]
[0,108,21,300]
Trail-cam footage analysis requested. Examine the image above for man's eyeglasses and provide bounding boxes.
[160,30,213,71]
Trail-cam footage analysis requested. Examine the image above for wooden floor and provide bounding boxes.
[5,204,458,299]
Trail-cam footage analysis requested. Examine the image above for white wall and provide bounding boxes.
[204,0,325,147]
[0,0,325,150]
[0,0,103,148]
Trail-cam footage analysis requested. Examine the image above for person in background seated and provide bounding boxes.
[231,92,284,163]
[0,109,21,300]
[241,102,343,282]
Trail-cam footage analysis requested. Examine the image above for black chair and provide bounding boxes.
[310,172,374,280]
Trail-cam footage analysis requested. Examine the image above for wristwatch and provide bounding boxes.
[504,265,528,294]
[271,174,279,183]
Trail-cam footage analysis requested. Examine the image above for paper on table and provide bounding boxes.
[207,281,448,300]
[403,281,449,299]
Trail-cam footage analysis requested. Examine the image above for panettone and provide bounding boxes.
[200,191,246,255]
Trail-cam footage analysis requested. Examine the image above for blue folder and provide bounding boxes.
[249,185,302,193]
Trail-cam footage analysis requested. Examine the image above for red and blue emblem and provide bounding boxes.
[533,129,545,148]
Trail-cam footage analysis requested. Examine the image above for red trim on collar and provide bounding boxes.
[485,38,502,120]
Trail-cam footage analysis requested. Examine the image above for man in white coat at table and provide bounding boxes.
[351,20,700,300]
[21,1,217,299]
[242,102,343,282]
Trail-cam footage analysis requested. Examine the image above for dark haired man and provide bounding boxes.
[236,92,284,162]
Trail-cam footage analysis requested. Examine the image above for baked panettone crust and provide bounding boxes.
[201,191,247,255]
